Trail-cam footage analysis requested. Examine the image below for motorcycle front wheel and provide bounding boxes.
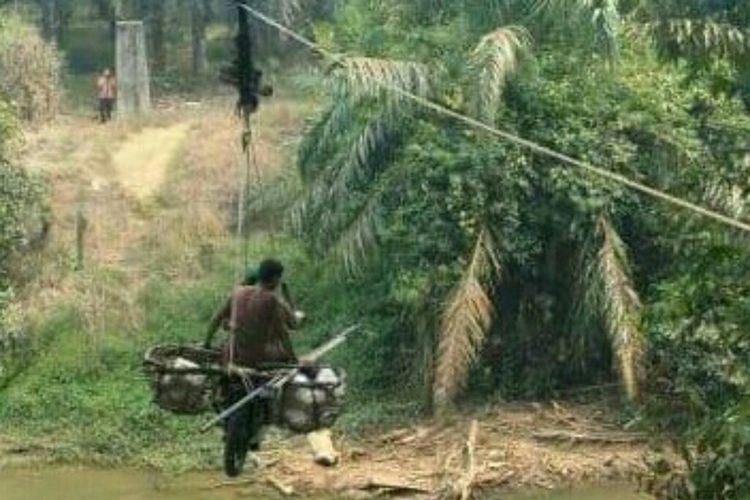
[223,406,251,477]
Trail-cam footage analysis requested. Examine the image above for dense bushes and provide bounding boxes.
[0,12,61,123]
[0,141,45,387]
[0,15,51,388]
[645,241,750,498]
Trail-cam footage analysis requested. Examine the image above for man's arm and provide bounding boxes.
[204,297,231,348]
[278,294,297,331]
[272,295,298,363]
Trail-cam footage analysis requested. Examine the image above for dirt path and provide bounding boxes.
[112,122,191,199]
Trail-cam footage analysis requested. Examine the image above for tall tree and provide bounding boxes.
[39,0,56,42]
[191,0,208,75]
[37,0,72,45]
[139,0,166,73]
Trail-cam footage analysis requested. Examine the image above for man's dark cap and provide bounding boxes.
[257,259,284,284]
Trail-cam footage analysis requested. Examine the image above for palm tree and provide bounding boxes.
[635,0,750,109]
[292,0,648,410]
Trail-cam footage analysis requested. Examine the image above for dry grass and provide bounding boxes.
[113,122,192,199]
[15,94,315,340]
[0,15,61,123]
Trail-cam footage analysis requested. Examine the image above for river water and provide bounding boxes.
[0,467,650,499]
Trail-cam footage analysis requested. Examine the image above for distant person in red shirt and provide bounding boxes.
[96,68,117,122]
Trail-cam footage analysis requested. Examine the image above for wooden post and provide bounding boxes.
[116,21,151,119]
[191,0,208,75]
[75,205,87,271]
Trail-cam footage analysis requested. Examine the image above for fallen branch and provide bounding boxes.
[532,430,647,444]
[267,477,295,496]
[357,472,432,497]
[360,482,431,497]
[454,420,479,500]
[206,478,256,490]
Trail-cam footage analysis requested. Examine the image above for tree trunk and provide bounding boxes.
[109,0,123,43]
[53,0,71,46]
[143,0,166,73]
[40,0,56,42]
[191,0,208,75]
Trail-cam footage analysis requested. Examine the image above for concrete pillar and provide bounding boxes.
[116,21,151,119]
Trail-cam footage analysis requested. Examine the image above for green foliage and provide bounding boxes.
[645,240,750,498]
[0,95,17,157]
[0,160,45,286]
[687,403,750,500]
[638,0,750,109]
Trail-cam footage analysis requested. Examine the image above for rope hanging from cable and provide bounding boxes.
[222,0,273,280]
[223,0,273,365]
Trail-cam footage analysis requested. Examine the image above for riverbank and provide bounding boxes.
[0,399,653,498]
[0,466,649,500]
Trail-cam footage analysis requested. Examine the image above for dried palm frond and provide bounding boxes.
[648,18,749,61]
[585,216,644,401]
[275,0,302,25]
[470,26,531,123]
[433,229,501,409]
[331,57,432,102]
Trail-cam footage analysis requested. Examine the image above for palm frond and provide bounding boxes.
[293,106,398,235]
[470,26,532,123]
[648,19,750,62]
[531,0,621,61]
[278,0,301,25]
[327,110,399,208]
[704,180,749,220]
[585,216,644,401]
[331,57,432,102]
[433,229,501,409]
[329,192,383,275]
[298,97,360,182]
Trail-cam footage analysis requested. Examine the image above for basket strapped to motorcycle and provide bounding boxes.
[198,325,358,433]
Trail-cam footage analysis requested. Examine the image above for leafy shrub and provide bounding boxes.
[645,242,750,498]
[0,82,46,389]
[688,404,750,499]
[0,12,61,123]
[0,160,45,285]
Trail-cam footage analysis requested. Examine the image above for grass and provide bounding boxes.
[0,234,421,470]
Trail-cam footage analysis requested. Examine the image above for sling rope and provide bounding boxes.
[237,3,750,235]
[230,0,270,365]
